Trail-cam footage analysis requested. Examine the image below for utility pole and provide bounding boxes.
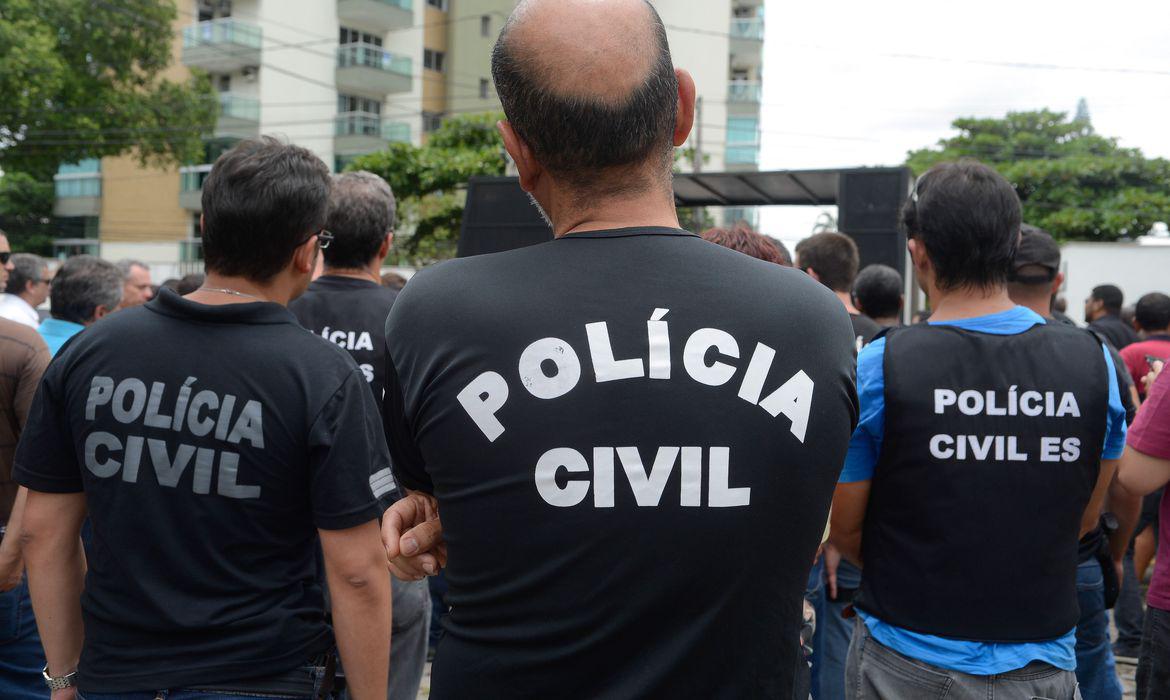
[690,96,703,229]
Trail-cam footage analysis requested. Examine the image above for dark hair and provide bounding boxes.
[701,224,791,266]
[176,273,205,296]
[1090,284,1125,314]
[794,232,859,292]
[50,255,123,324]
[323,172,396,270]
[1135,292,1170,331]
[900,160,1021,291]
[491,1,678,197]
[200,136,331,282]
[381,272,407,290]
[6,253,45,295]
[853,264,903,319]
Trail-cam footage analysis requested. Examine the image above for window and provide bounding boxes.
[338,94,381,114]
[422,111,444,133]
[727,116,759,145]
[480,15,491,37]
[423,49,446,73]
[426,0,448,10]
[479,78,490,100]
[340,27,382,47]
[217,75,231,92]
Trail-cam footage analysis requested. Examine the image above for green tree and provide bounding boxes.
[906,109,1170,242]
[0,0,216,180]
[0,172,55,254]
[348,113,507,265]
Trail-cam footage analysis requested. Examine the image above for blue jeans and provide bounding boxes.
[807,556,863,700]
[0,575,47,700]
[1074,558,1123,700]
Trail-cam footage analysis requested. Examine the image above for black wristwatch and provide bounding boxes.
[42,665,77,691]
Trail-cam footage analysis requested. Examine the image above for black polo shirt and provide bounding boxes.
[383,227,859,698]
[14,289,390,692]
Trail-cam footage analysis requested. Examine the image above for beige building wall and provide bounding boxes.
[445,0,514,117]
[422,5,450,117]
[99,7,193,245]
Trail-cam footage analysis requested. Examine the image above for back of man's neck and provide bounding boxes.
[834,290,861,315]
[188,274,284,306]
[322,267,380,284]
[552,190,680,238]
[928,287,1016,323]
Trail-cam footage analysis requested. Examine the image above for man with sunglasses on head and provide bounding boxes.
[290,171,431,700]
[14,137,391,700]
[830,160,1128,699]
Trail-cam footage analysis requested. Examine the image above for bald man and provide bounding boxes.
[379,1,859,697]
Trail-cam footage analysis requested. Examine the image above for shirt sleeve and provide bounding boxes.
[15,336,50,428]
[12,360,83,493]
[307,369,390,530]
[1100,344,1128,460]
[1128,369,1170,460]
[382,350,433,494]
[839,337,886,484]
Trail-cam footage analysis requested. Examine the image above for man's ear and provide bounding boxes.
[498,120,541,193]
[1051,271,1065,297]
[805,267,821,284]
[292,234,318,275]
[378,232,394,261]
[92,305,112,322]
[673,68,697,148]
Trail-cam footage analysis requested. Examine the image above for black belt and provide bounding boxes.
[187,653,336,699]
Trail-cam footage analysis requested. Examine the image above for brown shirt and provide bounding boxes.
[0,318,50,523]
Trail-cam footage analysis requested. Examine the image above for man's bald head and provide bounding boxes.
[492,0,678,197]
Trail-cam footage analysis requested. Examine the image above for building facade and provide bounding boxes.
[52,0,764,269]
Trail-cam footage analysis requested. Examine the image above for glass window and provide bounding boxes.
[426,0,448,10]
[424,49,446,72]
[423,111,444,133]
[727,117,759,145]
[479,78,490,99]
[481,15,491,36]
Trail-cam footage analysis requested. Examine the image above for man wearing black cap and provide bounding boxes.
[1008,225,1141,700]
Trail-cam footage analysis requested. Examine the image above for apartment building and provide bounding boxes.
[51,0,764,269]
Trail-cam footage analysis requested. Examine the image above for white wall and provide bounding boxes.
[251,0,339,167]
[1061,242,1170,324]
[656,0,731,172]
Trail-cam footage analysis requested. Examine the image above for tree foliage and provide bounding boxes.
[0,0,216,179]
[348,113,507,265]
[906,109,1170,242]
[0,172,55,254]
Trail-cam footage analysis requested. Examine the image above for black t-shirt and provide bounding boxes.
[383,227,859,699]
[13,290,390,692]
[289,275,399,404]
[850,313,881,352]
[1089,314,1139,351]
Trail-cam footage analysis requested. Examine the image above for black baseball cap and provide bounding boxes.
[1011,224,1061,279]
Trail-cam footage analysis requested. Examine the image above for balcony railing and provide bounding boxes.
[728,82,763,103]
[335,113,412,143]
[179,164,214,210]
[372,0,411,9]
[337,43,412,76]
[726,146,760,166]
[218,94,260,121]
[730,17,764,41]
[182,18,262,50]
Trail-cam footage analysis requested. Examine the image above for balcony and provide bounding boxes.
[728,81,762,115]
[182,19,262,73]
[730,17,763,67]
[726,145,760,170]
[53,160,102,217]
[730,17,764,41]
[215,94,260,138]
[179,164,213,211]
[334,112,412,155]
[338,0,413,33]
[336,43,413,97]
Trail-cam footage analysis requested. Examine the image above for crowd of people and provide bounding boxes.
[0,1,1167,699]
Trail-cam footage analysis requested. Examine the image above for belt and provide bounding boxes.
[186,653,336,699]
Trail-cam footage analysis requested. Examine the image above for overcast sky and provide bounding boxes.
[755,0,1170,249]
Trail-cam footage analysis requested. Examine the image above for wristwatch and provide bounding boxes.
[42,665,77,690]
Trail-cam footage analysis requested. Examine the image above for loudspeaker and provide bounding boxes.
[457,177,553,258]
[837,170,911,277]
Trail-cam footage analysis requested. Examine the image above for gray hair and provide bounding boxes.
[115,259,150,279]
[50,255,124,324]
[323,171,396,269]
[6,253,46,295]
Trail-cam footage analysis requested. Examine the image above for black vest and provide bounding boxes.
[855,322,1108,642]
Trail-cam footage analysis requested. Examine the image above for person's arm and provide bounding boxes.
[829,481,871,567]
[1081,459,1119,538]
[319,522,391,700]
[1107,472,1142,563]
[1118,447,1170,497]
[20,491,86,692]
[0,487,29,591]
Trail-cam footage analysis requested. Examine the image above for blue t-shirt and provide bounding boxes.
[37,317,85,357]
[841,306,1127,674]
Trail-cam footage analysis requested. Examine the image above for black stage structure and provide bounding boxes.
[459,167,913,280]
